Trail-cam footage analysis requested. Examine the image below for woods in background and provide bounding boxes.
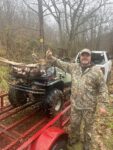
[0,0,113,61]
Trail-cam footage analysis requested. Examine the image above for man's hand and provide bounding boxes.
[46,49,53,59]
[99,107,107,116]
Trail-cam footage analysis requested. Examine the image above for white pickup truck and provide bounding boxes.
[75,51,112,82]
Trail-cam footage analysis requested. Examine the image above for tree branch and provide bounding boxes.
[23,0,39,15]
[74,18,113,38]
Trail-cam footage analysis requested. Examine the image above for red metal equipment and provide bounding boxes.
[0,93,70,150]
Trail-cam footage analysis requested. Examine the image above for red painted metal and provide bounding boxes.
[4,118,48,150]
[0,124,21,139]
[0,93,48,149]
[0,110,37,136]
[18,105,70,150]
[0,101,36,121]
[0,105,13,114]
[0,93,70,150]
[29,126,66,150]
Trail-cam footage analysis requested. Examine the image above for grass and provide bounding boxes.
[0,66,9,92]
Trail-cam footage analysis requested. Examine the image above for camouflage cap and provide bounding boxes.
[80,49,91,55]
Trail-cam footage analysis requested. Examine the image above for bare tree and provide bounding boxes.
[43,0,113,56]
[23,0,44,51]
[0,0,113,60]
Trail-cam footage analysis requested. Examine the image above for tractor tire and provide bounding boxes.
[8,87,27,107]
[51,137,67,150]
[46,89,64,117]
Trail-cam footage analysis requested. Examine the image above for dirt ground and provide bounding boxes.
[68,69,113,150]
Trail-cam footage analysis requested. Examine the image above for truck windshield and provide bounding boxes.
[91,53,105,64]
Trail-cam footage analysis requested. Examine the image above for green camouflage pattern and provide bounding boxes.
[48,57,109,150]
[51,57,109,110]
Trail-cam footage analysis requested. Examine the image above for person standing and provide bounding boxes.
[46,48,109,150]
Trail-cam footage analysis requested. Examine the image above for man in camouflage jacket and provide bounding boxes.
[46,48,109,150]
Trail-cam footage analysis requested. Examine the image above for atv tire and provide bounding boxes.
[46,89,64,117]
[8,87,27,107]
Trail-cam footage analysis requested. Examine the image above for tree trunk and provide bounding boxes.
[38,0,44,52]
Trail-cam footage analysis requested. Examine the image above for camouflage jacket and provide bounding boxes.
[49,57,109,111]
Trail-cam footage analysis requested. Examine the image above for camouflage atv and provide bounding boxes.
[1,57,72,116]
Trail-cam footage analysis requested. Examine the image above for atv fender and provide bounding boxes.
[28,126,68,150]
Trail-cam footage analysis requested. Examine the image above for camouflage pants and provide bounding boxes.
[68,107,96,150]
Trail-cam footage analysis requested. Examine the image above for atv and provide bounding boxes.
[8,63,71,116]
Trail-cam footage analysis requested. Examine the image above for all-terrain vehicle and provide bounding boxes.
[8,62,71,116]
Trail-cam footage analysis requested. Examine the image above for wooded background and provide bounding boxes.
[0,0,113,61]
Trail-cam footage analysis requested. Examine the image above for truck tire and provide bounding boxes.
[51,137,67,150]
[46,89,64,116]
[8,87,27,107]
